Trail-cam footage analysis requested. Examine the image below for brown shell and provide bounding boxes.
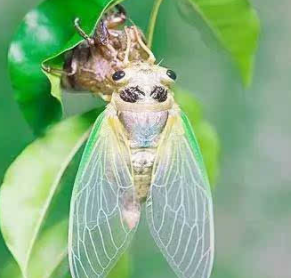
[61,7,148,101]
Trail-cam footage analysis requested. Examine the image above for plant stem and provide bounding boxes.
[147,0,165,49]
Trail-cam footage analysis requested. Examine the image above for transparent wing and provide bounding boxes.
[146,111,214,278]
[69,111,140,278]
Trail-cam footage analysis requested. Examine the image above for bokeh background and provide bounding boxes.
[0,0,290,278]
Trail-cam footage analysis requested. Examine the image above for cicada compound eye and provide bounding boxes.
[166,69,177,81]
[112,70,126,81]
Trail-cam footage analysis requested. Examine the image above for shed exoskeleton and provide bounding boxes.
[43,5,151,101]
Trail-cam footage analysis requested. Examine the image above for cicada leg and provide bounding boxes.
[103,4,127,29]
[42,63,76,77]
[123,27,132,65]
[74,16,119,62]
[73,18,95,46]
[94,19,110,45]
[132,26,156,64]
[74,4,126,45]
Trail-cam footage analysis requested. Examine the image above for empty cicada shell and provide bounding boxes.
[50,5,151,101]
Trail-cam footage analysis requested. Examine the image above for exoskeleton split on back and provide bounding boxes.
[67,5,214,278]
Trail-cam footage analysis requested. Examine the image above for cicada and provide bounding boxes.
[68,23,214,278]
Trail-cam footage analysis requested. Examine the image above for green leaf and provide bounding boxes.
[174,87,220,186]
[195,121,220,186]
[8,0,122,135]
[0,237,23,278]
[0,109,101,278]
[177,0,260,86]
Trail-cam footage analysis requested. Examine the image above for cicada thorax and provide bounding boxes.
[61,5,150,101]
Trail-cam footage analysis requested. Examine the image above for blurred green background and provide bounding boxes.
[0,0,290,278]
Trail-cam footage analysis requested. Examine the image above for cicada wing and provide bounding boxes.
[69,111,140,278]
[146,111,214,278]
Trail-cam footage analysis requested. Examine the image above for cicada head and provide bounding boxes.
[110,61,178,110]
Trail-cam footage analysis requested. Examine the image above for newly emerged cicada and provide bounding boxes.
[68,18,214,278]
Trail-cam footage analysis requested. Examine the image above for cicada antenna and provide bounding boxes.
[157,58,164,66]
[131,25,156,65]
